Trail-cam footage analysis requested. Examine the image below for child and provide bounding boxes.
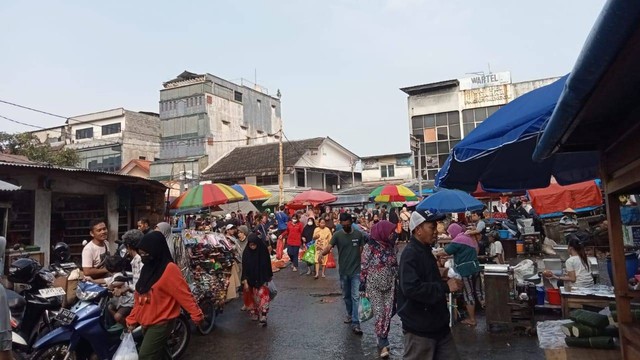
[103,256,134,326]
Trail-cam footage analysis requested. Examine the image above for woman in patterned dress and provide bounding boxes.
[312,218,333,279]
[360,220,398,358]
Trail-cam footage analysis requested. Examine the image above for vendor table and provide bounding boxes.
[560,286,614,318]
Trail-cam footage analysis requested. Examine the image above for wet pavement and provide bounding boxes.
[183,253,547,360]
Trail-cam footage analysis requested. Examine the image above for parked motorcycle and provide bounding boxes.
[6,257,64,358]
[32,281,191,360]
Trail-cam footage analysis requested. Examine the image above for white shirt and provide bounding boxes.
[489,241,504,258]
[130,254,143,289]
[565,255,594,288]
[81,241,107,273]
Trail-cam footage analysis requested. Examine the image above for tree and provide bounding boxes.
[0,131,80,167]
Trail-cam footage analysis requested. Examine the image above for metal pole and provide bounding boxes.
[278,127,284,206]
[418,141,423,196]
[351,159,355,186]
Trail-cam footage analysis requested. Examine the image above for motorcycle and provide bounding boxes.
[31,281,191,360]
[6,256,64,358]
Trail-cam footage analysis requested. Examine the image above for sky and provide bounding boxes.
[0,0,605,156]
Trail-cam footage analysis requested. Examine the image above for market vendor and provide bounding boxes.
[545,237,594,288]
[559,208,579,239]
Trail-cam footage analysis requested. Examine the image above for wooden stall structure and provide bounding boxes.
[533,1,640,357]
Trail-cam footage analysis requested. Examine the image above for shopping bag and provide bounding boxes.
[302,244,316,265]
[112,333,138,360]
[358,297,373,322]
[395,222,402,234]
[326,252,336,269]
[276,239,284,260]
[268,280,278,301]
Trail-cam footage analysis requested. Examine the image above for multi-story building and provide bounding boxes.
[360,152,413,183]
[401,72,559,181]
[31,108,160,172]
[150,71,282,184]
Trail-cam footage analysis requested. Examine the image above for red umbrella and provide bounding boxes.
[289,190,337,206]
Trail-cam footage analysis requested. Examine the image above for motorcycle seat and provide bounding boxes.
[6,289,26,316]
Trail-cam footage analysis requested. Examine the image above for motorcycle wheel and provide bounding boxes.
[196,299,216,335]
[32,342,76,360]
[168,315,191,359]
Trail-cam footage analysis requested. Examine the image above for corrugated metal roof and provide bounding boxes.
[0,161,166,189]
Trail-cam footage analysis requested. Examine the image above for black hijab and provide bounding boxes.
[302,221,316,243]
[135,231,174,294]
[241,233,273,288]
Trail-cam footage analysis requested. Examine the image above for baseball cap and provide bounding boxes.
[409,209,446,232]
[225,224,236,230]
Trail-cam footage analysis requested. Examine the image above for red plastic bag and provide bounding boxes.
[276,239,284,260]
[326,252,336,269]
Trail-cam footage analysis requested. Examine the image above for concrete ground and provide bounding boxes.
[184,255,547,360]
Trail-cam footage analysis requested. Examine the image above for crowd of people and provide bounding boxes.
[73,202,513,360]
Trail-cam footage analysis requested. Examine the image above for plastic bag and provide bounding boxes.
[302,245,316,265]
[326,253,336,269]
[268,280,278,301]
[276,239,284,260]
[112,333,138,360]
[359,297,373,322]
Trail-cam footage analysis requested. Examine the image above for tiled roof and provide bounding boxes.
[201,138,326,180]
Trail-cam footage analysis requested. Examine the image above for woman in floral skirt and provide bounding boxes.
[360,220,398,358]
[241,233,273,327]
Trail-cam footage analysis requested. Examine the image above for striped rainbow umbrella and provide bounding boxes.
[170,183,244,209]
[231,184,272,201]
[369,184,419,203]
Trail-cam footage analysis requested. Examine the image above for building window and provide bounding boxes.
[234,91,243,102]
[256,175,278,186]
[296,170,306,187]
[101,123,121,136]
[76,128,93,140]
[381,165,395,178]
[138,156,146,160]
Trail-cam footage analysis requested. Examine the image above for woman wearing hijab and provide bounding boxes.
[281,214,304,272]
[242,233,273,326]
[440,223,484,327]
[126,231,203,359]
[154,222,174,260]
[359,220,398,358]
[301,217,317,276]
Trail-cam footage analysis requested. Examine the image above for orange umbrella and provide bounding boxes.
[231,184,272,201]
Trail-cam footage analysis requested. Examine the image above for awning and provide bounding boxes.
[0,179,21,191]
[533,0,640,160]
[435,76,598,192]
[527,180,603,216]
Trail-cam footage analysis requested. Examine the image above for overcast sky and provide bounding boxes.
[0,0,605,156]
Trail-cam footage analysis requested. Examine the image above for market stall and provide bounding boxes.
[532,0,640,356]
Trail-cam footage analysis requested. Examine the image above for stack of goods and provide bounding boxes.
[562,309,618,349]
[609,301,640,322]
[181,230,236,308]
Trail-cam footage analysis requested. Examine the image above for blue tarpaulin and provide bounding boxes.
[435,76,599,192]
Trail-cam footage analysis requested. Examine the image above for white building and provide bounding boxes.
[201,137,361,192]
[31,108,161,172]
[401,71,560,181]
[361,152,414,183]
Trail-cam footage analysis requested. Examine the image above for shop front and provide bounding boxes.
[0,158,166,266]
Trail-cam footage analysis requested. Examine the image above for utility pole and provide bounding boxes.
[410,135,422,196]
[278,126,284,207]
[351,159,356,186]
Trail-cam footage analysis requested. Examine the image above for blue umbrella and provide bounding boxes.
[417,189,484,213]
[435,75,598,192]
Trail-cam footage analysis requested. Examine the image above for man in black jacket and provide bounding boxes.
[398,209,462,360]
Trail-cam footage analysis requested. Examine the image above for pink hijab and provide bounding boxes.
[370,220,396,248]
[447,223,478,250]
